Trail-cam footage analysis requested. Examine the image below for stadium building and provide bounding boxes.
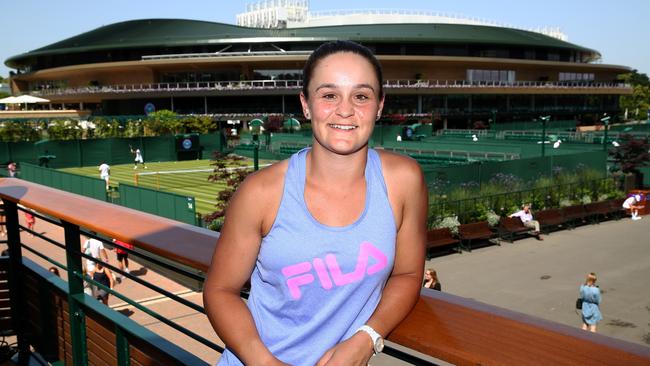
[4,1,632,128]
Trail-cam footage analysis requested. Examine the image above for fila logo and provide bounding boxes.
[281,241,388,300]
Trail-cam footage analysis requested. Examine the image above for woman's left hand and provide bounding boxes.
[316,332,374,366]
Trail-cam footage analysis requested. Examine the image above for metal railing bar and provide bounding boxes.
[19,244,67,273]
[68,245,207,313]
[79,229,205,282]
[16,206,62,227]
[77,272,224,353]
[19,224,67,251]
[383,345,441,366]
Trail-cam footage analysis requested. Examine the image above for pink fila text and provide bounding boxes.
[281,241,388,300]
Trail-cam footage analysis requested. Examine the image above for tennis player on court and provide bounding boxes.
[204,40,427,366]
[130,146,146,170]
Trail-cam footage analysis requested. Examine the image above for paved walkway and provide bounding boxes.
[427,216,650,348]
[6,213,650,365]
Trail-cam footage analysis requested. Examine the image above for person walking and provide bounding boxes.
[82,232,109,277]
[98,161,110,190]
[112,238,133,282]
[509,203,543,240]
[92,261,114,305]
[579,272,602,333]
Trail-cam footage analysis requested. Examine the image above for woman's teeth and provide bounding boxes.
[329,124,357,130]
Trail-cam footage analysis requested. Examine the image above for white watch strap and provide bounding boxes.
[357,325,383,354]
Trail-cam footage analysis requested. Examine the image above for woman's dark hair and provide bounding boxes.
[302,40,383,98]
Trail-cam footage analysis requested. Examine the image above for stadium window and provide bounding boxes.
[467,69,516,83]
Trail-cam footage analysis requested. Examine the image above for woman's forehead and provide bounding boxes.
[310,52,379,84]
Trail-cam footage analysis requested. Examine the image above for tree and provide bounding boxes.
[144,110,182,136]
[619,70,650,120]
[609,134,650,188]
[203,152,251,230]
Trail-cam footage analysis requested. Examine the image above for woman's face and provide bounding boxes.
[300,52,384,155]
[425,271,432,280]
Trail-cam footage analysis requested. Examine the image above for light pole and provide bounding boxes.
[601,114,611,151]
[249,118,263,171]
[540,115,550,157]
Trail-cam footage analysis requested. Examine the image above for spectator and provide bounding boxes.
[509,203,543,241]
[92,261,114,305]
[7,161,17,177]
[82,231,109,277]
[112,238,133,282]
[98,161,110,190]
[423,268,441,291]
[579,272,602,333]
[24,211,36,237]
[622,194,642,220]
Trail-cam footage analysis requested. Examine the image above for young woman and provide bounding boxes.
[92,262,114,305]
[579,272,602,332]
[423,268,441,291]
[203,40,427,366]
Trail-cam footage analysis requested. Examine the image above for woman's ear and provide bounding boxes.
[299,92,311,119]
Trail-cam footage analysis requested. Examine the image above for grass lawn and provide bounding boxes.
[60,159,268,215]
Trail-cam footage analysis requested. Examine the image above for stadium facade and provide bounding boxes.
[4,1,632,127]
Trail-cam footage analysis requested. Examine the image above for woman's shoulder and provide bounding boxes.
[374,149,423,181]
[238,159,289,197]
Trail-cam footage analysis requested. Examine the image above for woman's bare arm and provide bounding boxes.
[203,165,287,365]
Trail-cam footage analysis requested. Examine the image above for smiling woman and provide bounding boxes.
[203,41,428,366]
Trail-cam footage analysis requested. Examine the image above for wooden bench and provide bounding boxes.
[536,208,566,234]
[458,221,496,252]
[561,205,588,229]
[426,228,460,258]
[609,198,627,219]
[497,217,532,243]
[584,201,615,224]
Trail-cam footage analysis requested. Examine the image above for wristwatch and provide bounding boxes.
[357,325,384,355]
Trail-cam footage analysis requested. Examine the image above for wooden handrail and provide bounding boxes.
[391,289,650,365]
[0,178,217,271]
[1,178,649,365]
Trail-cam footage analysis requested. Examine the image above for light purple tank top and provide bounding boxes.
[218,147,396,365]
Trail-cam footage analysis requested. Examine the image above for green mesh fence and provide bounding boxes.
[0,142,38,166]
[119,183,197,225]
[19,163,108,201]
[0,134,224,169]
[423,151,607,193]
[489,120,577,131]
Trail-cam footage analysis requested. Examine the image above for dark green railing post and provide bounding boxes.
[115,327,130,366]
[252,133,259,171]
[62,220,87,366]
[4,200,30,364]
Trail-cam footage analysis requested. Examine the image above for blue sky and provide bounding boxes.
[2,0,648,78]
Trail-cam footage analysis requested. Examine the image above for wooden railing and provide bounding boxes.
[0,178,649,365]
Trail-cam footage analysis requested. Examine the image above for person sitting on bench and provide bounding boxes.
[510,204,543,241]
[622,194,642,220]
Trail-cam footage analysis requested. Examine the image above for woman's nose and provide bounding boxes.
[336,98,354,118]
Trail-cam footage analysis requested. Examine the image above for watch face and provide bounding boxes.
[375,337,385,353]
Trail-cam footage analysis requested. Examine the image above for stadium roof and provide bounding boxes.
[6,18,600,68]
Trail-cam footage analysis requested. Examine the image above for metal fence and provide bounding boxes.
[429,177,620,224]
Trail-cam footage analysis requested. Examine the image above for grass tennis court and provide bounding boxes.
[60,159,266,215]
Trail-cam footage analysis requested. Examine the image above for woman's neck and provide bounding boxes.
[307,144,368,185]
